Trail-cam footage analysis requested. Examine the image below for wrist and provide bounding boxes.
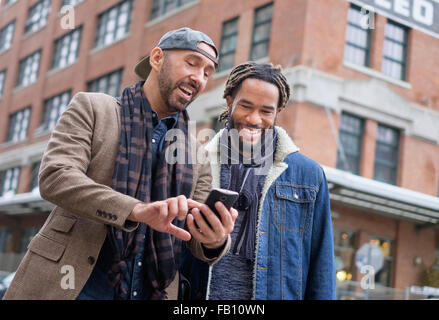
[202,236,227,250]
[127,202,143,222]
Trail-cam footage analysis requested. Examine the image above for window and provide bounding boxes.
[150,0,196,20]
[87,69,123,97]
[61,0,83,7]
[369,237,394,287]
[433,249,439,271]
[40,91,71,132]
[94,0,133,48]
[344,4,372,67]
[382,20,408,80]
[52,27,81,70]
[25,0,51,35]
[0,167,20,197]
[0,228,11,253]
[6,107,31,143]
[374,124,400,185]
[250,3,273,61]
[336,113,364,175]
[218,17,239,72]
[30,161,41,193]
[18,227,39,253]
[334,228,357,282]
[0,70,5,99]
[0,20,15,53]
[16,50,41,88]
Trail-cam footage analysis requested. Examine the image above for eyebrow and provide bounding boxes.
[187,53,216,73]
[239,99,276,111]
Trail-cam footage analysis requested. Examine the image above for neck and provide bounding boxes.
[142,77,176,120]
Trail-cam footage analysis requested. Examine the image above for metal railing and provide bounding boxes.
[336,280,432,300]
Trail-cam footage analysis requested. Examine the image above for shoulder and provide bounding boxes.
[70,92,120,111]
[283,152,325,186]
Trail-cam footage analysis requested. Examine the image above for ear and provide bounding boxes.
[149,47,165,72]
[277,107,282,114]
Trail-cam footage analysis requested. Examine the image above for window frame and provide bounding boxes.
[343,4,373,67]
[87,68,124,97]
[0,20,15,53]
[94,0,134,49]
[149,0,196,21]
[30,161,41,192]
[373,124,400,185]
[16,50,41,88]
[333,228,357,282]
[336,112,364,175]
[369,235,395,287]
[0,167,21,198]
[250,2,273,61]
[24,0,51,35]
[218,17,239,72]
[381,19,408,81]
[6,107,31,143]
[40,90,71,132]
[0,69,6,99]
[61,0,84,8]
[51,27,82,70]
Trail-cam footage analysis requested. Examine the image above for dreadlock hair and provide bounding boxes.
[219,62,291,126]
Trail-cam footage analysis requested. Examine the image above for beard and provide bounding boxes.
[157,58,198,113]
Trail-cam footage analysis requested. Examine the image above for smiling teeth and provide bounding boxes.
[180,86,193,95]
[242,128,261,134]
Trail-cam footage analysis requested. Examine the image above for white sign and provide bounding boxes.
[350,0,439,39]
[355,243,384,272]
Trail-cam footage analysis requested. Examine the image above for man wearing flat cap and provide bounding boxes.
[3,28,237,300]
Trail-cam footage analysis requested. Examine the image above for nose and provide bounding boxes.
[189,69,206,93]
[246,110,263,127]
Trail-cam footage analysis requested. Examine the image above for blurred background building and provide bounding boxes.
[0,0,438,299]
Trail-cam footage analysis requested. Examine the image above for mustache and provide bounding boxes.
[235,123,264,130]
[176,79,199,96]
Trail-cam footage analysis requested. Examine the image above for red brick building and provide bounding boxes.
[0,0,438,299]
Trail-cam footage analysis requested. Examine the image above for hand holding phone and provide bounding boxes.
[193,188,239,229]
[188,188,239,249]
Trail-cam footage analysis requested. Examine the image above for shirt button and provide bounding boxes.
[133,291,138,297]
[138,262,142,267]
[87,256,95,265]
[152,138,156,143]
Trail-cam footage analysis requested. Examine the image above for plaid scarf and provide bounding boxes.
[107,81,193,300]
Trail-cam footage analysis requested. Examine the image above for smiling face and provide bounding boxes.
[156,42,216,114]
[227,78,280,147]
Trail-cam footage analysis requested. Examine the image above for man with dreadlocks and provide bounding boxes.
[4,28,237,301]
[180,62,335,300]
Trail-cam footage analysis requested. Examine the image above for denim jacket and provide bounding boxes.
[180,126,335,300]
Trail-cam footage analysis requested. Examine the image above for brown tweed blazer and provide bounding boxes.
[3,92,228,300]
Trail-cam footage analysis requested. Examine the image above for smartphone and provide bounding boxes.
[193,188,239,228]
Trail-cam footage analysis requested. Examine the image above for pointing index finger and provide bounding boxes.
[187,198,203,209]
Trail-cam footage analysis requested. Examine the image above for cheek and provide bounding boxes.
[262,115,276,128]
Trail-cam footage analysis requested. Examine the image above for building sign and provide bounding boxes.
[349,0,439,39]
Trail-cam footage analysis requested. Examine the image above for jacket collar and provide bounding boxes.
[205,125,300,165]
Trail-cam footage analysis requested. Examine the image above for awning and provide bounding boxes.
[0,191,54,216]
[0,167,438,228]
[324,166,439,228]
